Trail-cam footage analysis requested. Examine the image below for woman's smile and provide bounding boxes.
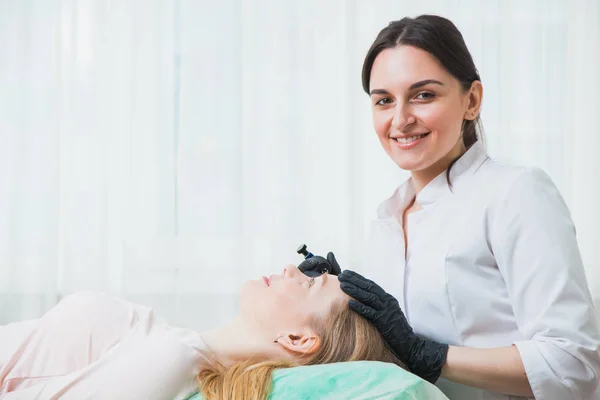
[391,132,431,149]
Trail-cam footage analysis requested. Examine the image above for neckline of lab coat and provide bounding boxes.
[376,141,490,220]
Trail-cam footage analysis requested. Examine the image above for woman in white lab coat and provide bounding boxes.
[336,14,600,399]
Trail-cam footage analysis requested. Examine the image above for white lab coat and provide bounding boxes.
[358,142,600,400]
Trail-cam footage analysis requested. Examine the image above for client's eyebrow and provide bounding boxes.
[369,79,444,96]
[319,273,329,288]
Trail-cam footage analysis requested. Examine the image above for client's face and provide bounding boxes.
[240,264,347,335]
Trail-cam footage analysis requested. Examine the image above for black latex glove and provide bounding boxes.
[298,252,342,277]
[338,269,449,384]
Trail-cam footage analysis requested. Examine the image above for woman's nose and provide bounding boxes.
[392,104,416,131]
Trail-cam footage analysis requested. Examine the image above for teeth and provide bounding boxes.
[395,133,428,144]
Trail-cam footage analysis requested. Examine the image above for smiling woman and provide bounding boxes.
[0,266,407,400]
[336,14,600,400]
[367,45,482,191]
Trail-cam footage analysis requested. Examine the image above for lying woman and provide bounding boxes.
[0,264,404,399]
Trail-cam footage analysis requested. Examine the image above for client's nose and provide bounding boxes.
[283,264,299,279]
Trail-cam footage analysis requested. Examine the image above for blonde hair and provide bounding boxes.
[197,300,405,400]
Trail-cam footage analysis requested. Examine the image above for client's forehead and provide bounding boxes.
[319,274,344,299]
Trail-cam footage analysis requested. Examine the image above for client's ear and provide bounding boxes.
[276,328,320,356]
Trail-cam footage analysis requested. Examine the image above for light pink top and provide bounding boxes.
[0,291,217,399]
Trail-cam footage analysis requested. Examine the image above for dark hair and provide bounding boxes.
[362,15,483,186]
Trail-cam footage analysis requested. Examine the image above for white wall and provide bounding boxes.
[0,0,598,330]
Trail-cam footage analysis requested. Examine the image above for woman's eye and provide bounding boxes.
[375,98,392,106]
[307,278,315,288]
[415,92,435,100]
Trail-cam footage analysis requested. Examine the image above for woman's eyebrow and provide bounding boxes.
[369,88,391,96]
[369,79,444,96]
[409,79,444,90]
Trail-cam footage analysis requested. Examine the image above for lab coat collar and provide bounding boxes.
[376,141,489,219]
[376,178,416,221]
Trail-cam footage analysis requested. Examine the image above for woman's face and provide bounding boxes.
[369,45,480,173]
[240,265,347,336]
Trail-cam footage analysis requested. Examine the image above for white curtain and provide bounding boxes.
[1,0,599,331]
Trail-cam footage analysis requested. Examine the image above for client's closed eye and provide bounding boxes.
[306,278,316,288]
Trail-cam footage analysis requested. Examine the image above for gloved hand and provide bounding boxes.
[298,252,342,277]
[338,270,449,384]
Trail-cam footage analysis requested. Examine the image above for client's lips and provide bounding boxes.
[263,276,270,287]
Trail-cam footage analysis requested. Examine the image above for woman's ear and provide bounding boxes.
[464,80,483,120]
[275,328,320,356]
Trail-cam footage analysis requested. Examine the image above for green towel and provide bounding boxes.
[185,361,449,399]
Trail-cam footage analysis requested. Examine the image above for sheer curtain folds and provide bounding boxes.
[0,0,598,330]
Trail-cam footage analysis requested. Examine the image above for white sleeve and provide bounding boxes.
[490,167,600,399]
[0,319,39,370]
[1,292,211,399]
[65,332,203,400]
[0,332,202,400]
